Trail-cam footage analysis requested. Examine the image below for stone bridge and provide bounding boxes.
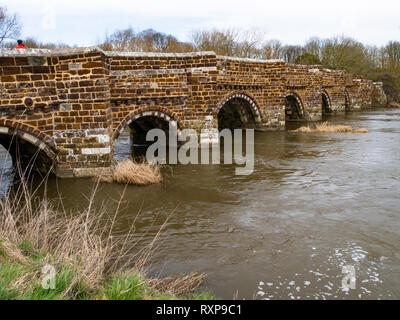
[0,47,387,177]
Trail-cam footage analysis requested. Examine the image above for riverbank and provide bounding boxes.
[0,249,212,300]
[0,178,213,300]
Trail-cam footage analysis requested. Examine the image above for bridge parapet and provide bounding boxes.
[107,51,219,133]
[318,68,351,112]
[285,64,322,120]
[348,76,375,109]
[0,47,113,177]
[215,56,286,130]
[372,82,387,106]
[0,47,386,178]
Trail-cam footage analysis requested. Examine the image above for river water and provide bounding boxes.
[1,108,400,299]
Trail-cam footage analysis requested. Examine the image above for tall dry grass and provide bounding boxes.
[293,122,368,133]
[0,171,203,298]
[98,159,162,185]
[1,179,147,294]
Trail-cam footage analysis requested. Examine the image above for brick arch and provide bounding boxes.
[321,90,332,112]
[344,89,351,111]
[285,92,305,116]
[216,92,262,123]
[0,121,57,160]
[113,107,183,140]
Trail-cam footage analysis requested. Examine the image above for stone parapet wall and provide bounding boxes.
[216,56,286,129]
[0,47,386,177]
[285,64,322,120]
[0,47,113,177]
[372,82,387,106]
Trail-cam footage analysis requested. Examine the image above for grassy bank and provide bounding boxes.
[0,248,212,300]
[0,176,213,300]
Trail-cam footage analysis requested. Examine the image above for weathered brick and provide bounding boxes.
[0,47,383,178]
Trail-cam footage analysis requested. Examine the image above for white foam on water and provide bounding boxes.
[254,242,392,300]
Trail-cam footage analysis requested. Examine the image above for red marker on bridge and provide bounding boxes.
[15,40,26,49]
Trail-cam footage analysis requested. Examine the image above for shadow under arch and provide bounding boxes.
[113,109,182,141]
[0,125,56,177]
[217,93,262,130]
[322,90,332,115]
[285,93,305,121]
[113,109,182,160]
[344,89,351,111]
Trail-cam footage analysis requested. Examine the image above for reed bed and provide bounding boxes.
[389,102,400,108]
[293,122,368,133]
[98,159,162,185]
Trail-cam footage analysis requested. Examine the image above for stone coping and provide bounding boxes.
[104,50,216,58]
[0,46,281,63]
[0,46,357,78]
[0,46,215,58]
[0,46,99,57]
[216,55,283,64]
[287,63,347,74]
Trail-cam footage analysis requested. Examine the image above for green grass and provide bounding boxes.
[0,261,27,299]
[0,182,214,301]
[99,273,151,300]
[0,241,214,300]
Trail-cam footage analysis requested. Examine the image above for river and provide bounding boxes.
[1,108,399,300]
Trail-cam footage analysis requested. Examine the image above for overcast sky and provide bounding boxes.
[2,0,400,47]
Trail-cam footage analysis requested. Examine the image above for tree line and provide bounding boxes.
[1,6,399,102]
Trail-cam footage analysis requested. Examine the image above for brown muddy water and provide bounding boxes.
[1,108,400,300]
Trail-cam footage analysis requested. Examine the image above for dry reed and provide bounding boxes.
[98,159,162,185]
[389,102,400,108]
[293,122,368,133]
[148,273,206,296]
[0,172,203,298]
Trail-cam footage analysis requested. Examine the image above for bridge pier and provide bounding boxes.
[54,126,114,178]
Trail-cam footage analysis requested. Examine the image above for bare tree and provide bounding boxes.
[262,40,283,59]
[99,27,194,53]
[190,28,267,58]
[0,6,20,45]
[190,28,239,56]
[383,41,400,71]
[281,45,303,63]
[234,28,265,58]
[304,37,321,59]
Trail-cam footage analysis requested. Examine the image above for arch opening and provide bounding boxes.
[0,133,54,180]
[217,97,257,130]
[129,116,171,146]
[114,114,176,161]
[285,95,304,121]
[322,91,331,115]
[344,90,351,111]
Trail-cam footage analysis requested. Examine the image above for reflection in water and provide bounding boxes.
[1,109,400,299]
